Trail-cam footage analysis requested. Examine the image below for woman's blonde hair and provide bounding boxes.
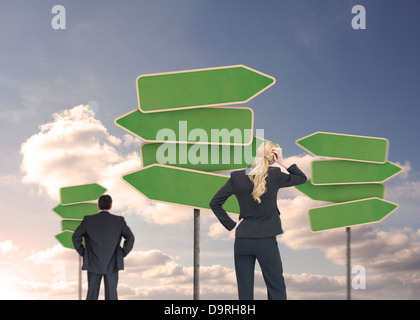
[248,140,279,203]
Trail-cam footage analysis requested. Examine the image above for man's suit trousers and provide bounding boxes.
[86,271,119,300]
[234,236,287,300]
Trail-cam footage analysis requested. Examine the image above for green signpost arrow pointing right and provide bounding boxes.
[308,198,398,232]
[137,65,275,113]
[312,160,402,185]
[60,183,107,205]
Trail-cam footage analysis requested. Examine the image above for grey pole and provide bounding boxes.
[79,255,82,300]
[193,208,200,300]
[346,227,351,300]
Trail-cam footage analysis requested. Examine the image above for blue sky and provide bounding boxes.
[0,0,419,299]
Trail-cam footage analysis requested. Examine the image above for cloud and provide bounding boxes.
[0,239,19,256]
[122,249,243,299]
[121,251,420,299]
[394,160,412,180]
[8,241,420,300]
[25,244,74,266]
[20,105,126,198]
[19,104,193,224]
[208,221,235,241]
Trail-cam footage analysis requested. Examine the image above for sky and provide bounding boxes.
[0,0,419,300]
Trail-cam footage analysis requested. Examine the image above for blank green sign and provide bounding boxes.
[309,198,398,231]
[297,132,388,163]
[123,164,239,214]
[53,203,99,220]
[55,231,75,249]
[116,107,253,144]
[137,65,275,112]
[141,136,265,172]
[60,183,107,205]
[295,180,385,203]
[312,160,402,184]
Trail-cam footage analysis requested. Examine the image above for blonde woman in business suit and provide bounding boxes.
[209,141,307,300]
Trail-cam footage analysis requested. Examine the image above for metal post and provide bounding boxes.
[193,208,200,300]
[78,255,82,300]
[346,227,351,300]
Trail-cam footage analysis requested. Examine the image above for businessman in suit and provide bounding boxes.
[72,194,135,300]
[210,141,307,300]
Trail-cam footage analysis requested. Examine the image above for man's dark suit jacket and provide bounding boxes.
[72,211,135,274]
[210,164,307,238]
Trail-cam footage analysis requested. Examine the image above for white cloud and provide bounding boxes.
[208,222,235,241]
[20,105,122,199]
[0,239,19,256]
[19,104,190,223]
[8,241,420,300]
[394,160,411,180]
[123,249,244,299]
[25,244,74,266]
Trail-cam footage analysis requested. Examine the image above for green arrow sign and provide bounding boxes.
[308,197,398,231]
[140,136,265,172]
[115,106,254,145]
[136,65,275,113]
[295,180,385,202]
[296,132,388,163]
[62,220,82,232]
[53,203,99,220]
[312,160,402,185]
[123,164,239,214]
[55,231,75,249]
[60,183,107,205]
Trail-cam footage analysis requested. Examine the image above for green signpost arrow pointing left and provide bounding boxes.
[137,65,275,113]
[53,203,99,220]
[308,197,398,232]
[55,231,75,249]
[296,132,388,163]
[123,164,239,214]
[115,106,254,145]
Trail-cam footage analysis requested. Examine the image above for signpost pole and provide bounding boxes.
[346,227,351,300]
[193,208,200,300]
[78,255,82,300]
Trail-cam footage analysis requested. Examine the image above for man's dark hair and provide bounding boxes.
[98,195,112,210]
